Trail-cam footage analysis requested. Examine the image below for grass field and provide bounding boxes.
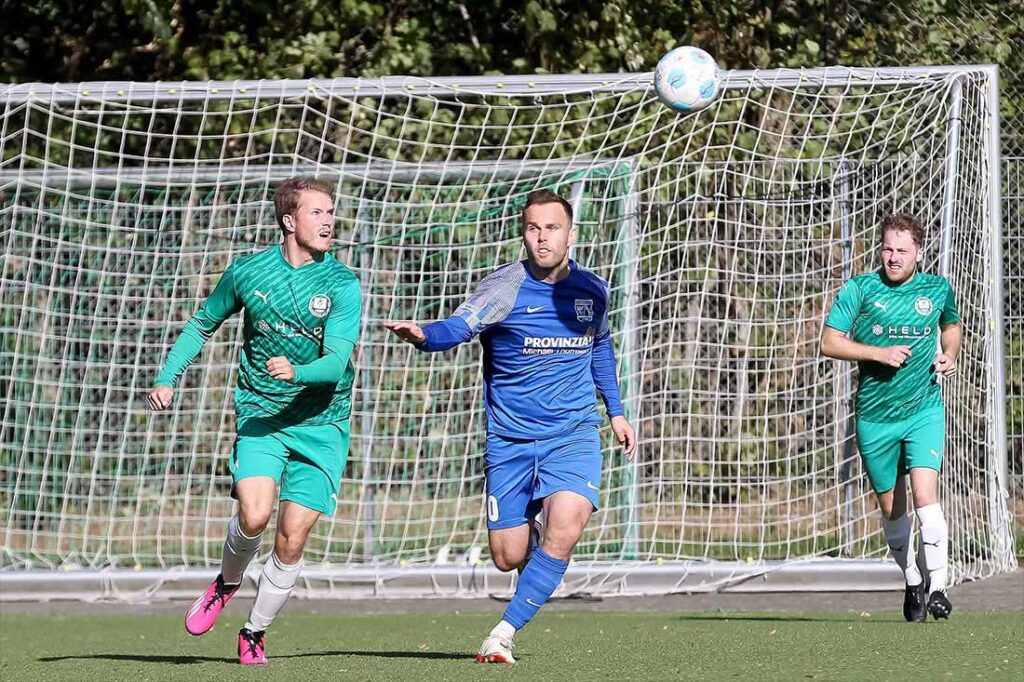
[1,609,1022,680]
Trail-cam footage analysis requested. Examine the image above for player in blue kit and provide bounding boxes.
[383,188,636,663]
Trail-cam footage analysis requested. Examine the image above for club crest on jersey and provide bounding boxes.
[308,294,331,318]
[575,298,594,322]
[872,324,884,336]
[914,297,933,315]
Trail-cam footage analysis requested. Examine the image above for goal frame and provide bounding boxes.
[0,65,1010,601]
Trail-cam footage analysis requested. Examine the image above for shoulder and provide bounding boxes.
[235,245,277,268]
[325,256,359,284]
[480,261,528,286]
[836,273,871,299]
[228,246,276,279]
[572,263,610,297]
[849,272,880,289]
[917,272,952,290]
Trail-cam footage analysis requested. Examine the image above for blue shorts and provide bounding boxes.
[484,424,603,531]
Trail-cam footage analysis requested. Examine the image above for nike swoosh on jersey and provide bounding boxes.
[526,305,544,313]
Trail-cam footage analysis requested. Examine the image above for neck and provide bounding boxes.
[527,257,571,283]
[281,237,323,268]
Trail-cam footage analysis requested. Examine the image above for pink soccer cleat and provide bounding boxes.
[184,574,238,636]
[238,627,267,665]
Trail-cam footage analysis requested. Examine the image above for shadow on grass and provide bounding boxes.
[39,650,468,664]
[676,613,897,624]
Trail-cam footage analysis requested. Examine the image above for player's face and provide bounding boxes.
[283,190,335,254]
[880,228,922,284]
[522,202,574,271]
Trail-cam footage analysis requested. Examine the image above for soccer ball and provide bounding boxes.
[654,46,721,112]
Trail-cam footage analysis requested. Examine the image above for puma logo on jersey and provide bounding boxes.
[930,448,941,460]
[872,301,888,312]
[253,289,270,303]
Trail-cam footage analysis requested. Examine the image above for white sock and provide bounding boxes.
[220,515,263,586]
[916,503,948,592]
[880,513,922,586]
[489,620,516,641]
[244,552,302,632]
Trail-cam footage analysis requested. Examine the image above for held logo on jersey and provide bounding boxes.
[308,294,331,318]
[884,325,934,339]
[522,326,595,356]
[914,297,933,315]
[257,319,323,339]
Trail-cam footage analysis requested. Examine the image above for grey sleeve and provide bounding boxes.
[450,262,527,335]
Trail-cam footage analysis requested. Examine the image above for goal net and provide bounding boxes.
[0,67,1013,599]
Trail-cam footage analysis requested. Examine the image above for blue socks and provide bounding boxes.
[502,547,569,630]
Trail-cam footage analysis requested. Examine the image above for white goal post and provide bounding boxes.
[0,65,1013,601]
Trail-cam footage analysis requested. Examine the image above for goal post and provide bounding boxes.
[0,65,1013,600]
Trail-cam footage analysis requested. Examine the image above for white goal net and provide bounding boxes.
[0,66,1014,599]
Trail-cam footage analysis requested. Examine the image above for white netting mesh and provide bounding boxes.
[0,68,1014,594]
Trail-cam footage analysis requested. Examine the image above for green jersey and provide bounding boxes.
[156,245,362,426]
[825,269,959,423]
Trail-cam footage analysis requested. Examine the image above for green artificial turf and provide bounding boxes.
[1,609,1021,680]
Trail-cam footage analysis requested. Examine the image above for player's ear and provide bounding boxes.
[916,248,924,263]
[281,214,295,234]
[568,225,577,249]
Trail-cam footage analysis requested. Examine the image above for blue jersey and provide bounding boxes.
[417,260,624,439]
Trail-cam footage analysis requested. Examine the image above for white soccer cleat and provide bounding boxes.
[475,634,516,664]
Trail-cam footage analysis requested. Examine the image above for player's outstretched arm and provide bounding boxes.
[149,265,242,409]
[385,266,520,353]
[381,321,427,345]
[820,327,911,368]
[381,316,476,353]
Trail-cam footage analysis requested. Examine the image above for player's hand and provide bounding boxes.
[875,345,912,368]
[933,352,957,378]
[266,356,295,381]
[381,321,426,345]
[611,415,637,461]
[148,385,174,411]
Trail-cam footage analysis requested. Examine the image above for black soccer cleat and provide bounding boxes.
[902,580,928,622]
[927,590,953,620]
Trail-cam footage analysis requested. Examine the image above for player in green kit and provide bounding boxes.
[821,213,961,622]
[148,177,361,664]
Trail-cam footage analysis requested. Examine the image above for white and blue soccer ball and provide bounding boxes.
[654,46,721,112]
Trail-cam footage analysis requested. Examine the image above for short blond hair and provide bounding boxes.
[273,177,334,230]
[881,213,925,247]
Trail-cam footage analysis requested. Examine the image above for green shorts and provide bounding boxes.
[855,405,945,494]
[230,418,351,515]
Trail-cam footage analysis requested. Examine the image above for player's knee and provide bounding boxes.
[238,505,271,536]
[491,547,525,572]
[274,531,307,564]
[541,528,581,561]
[912,490,938,509]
